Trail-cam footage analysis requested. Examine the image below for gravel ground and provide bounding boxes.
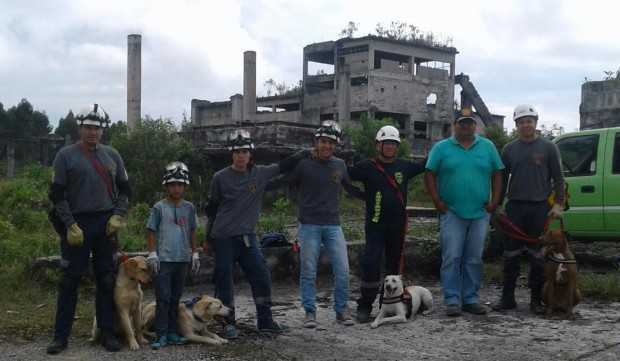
[2,277,620,361]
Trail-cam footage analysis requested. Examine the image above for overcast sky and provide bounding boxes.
[1,0,619,132]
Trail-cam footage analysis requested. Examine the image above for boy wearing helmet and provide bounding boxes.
[289,121,363,328]
[146,162,199,349]
[47,104,130,354]
[492,105,565,315]
[347,125,426,323]
[206,129,308,338]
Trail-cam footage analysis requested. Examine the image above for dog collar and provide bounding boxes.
[546,254,577,264]
[381,289,412,305]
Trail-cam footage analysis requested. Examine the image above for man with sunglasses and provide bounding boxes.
[425,113,504,317]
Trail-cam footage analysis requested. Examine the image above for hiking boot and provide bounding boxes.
[223,324,239,339]
[101,332,121,352]
[491,298,517,312]
[530,300,546,315]
[462,303,488,315]
[258,320,288,334]
[46,338,67,355]
[303,312,317,329]
[150,335,168,350]
[356,307,372,324]
[336,309,355,326]
[446,304,461,317]
[166,333,187,345]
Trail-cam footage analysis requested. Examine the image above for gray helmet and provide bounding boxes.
[76,103,110,128]
[314,121,342,143]
[162,161,190,185]
[228,129,254,151]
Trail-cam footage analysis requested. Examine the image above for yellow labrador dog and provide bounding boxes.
[91,256,151,350]
[371,275,433,329]
[142,295,231,345]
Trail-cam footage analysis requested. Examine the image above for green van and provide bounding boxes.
[553,127,620,239]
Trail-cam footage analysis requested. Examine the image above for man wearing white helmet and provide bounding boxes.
[47,104,130,354]
[205,129,309,338]
[492,104,565,315]
[425,113,504,317]
[347,124,426,323]
[289,121,362,328]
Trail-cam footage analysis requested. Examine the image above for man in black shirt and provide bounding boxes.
[348,125,425,323]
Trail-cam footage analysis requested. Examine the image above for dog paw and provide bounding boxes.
[129,340,140,351]
[138,337,148,345]
[370,322,379,329]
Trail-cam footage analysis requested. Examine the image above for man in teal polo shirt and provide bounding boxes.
[425,114,504,316]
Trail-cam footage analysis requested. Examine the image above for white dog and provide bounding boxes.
[371,275,433,329]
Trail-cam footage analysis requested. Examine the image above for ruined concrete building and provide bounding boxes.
[580,79,620,130]
[188,35,503,159]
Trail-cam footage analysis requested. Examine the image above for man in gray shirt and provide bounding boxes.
[47,104,130,354]
[289,121,361,328]
[206,129,308,338]
[492,104,565,315]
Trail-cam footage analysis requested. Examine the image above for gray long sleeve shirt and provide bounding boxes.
[209,164,280,239]
[52,142,129,226]
[289,156,351,225]
[502,137,565,203]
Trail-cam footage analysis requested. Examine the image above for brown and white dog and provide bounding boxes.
[142,295,231,345]
[542,229,581,320]
[371,275,433,329]
[91,256,151,350]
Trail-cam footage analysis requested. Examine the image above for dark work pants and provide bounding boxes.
[53,212,115,342]
[154,262,188,337]
[501,200,550,300]
[214,234,273,327]
[357,226,404,310]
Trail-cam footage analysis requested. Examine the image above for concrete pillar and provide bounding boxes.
[337,64,351,122]
[243,51,256,122]
[6,141,15,179]
[127,34,142,131]
[230,94,243,122]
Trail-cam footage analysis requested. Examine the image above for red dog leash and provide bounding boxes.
[492,214,564,244]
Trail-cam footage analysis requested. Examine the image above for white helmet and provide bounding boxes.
[513,104,538,122]
[376,125,400,143]
[162,161,190,185]
[76,103,110,128]
[315,121,342,143]
[228,129,254,151]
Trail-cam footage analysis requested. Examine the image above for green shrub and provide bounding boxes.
[257,197,294,236]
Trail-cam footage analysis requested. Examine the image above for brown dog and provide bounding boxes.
[91,256,151,350]
[142,295,230,345]
[542,229,581,319]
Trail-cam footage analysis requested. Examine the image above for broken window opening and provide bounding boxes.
[306,80,335,94]
[375,111,409,130]
[374,50,411,73]
[413,121,428,139]
[256,106,272,113]
[307,61,334,76]
[277,103,300,112]
[320,113,335,121]
[350,111,365,121]
[415,59,451,79]
[426,93,438,106]
[350,76,368,86]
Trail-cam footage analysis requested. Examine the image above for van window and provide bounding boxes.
[556,135,599,177]
[613,133,620,174]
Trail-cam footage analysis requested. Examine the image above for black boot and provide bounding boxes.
[492,257,519,311]
[101,331,121,352]
[46,338,67,355]
[356,305,372,323]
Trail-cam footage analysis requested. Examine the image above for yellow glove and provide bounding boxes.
[106,215,126,236]
[67,223,84,247]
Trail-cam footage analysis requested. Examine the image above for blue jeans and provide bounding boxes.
[439,210,490,306]
[214,234,274,328]
[154,262,188,337]
[298,224,350,314]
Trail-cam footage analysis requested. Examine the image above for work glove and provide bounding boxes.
[548,203,564,219]
[191,252,200,274]
[147,251,160,274]
[67,223,84,247]
[106,215,126,236]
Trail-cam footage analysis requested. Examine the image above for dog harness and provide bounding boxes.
[380,288,413,319]
[545,254,577,264]
[182,297,207,323]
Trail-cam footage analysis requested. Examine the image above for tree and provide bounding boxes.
[109,116,212,205]
[55,110,78,141]
[340,21,359,38]
[344,113,411,159]
[264,79,302,97]
[483,126,517,153]
[374,21,451,47]
[0,99,52,137]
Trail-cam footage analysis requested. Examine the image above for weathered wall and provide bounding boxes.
[580,80,620,129]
